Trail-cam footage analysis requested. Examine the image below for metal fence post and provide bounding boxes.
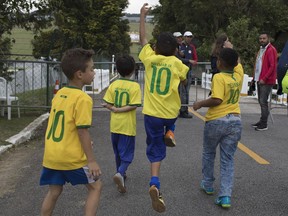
[46,63,50,107]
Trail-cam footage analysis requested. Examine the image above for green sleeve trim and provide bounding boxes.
[103,99,114,105]
[66,86,82,90]
[130,103,142,107]
[77,125,91,129]
[118,78,138,83]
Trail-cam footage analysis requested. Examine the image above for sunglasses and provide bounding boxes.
[185,36,193,38]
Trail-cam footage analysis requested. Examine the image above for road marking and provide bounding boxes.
[188,108,270,165]
[237,143,270,164]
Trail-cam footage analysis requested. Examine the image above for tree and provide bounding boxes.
[32,0,131,60]
[0,0,47,55]
[0,0,51,79]
[153,0,288,74]
[226,17,259,75]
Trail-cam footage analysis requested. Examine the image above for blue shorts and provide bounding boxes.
[111,133,135,163]
[40,166,99,186]
[144,115,177,163]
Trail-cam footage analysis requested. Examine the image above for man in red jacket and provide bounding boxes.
[252,32,277,131]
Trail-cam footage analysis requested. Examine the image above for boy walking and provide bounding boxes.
[102,55,142,193]
[40,48,102,216]
[139,3,189,213]
[193,48,243,208]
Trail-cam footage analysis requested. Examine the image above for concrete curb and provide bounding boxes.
[0,113,50,155]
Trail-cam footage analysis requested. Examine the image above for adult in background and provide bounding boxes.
[135,63,140,81]
[252,32,277,131]
[173,32,184,58]
[179,31,198,118]
[209,33,230,95]
[210,33,229,76]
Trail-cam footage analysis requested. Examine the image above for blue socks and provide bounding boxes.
[150,176,160,189]
[166,124,175,133]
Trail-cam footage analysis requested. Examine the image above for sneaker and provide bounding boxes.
[164,130,176,147]
[200,182,214,195]
[251,121,261,128]
[149,185,166,213]
[113,173,126,193]
[215,196,231,208]
[179,113,193,118]
[255,124,268,131]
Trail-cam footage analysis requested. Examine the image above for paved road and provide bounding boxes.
[0,86,288,215]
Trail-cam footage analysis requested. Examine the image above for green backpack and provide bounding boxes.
[282,70,288,94]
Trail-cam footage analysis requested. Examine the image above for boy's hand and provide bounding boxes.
[140,3,150,16]
[192,101,201,111]
[88,161,102,179]
[110,106,117,112]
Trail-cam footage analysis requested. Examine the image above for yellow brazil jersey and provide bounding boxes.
[139,44,189,119]
[206,63,244,121]
[103,78,142,136]
[43,86,93,170]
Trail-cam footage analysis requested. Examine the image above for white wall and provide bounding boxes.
[83,69,110,94]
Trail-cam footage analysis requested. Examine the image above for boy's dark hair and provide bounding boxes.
[61,48,95,80]
[155,32,177,56]
[219,48,238,69]
[116,55,135,77]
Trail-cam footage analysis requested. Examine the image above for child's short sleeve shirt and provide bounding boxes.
[103,78,142,136]
[205,63,244,121]
[139,44,189,119]
[43,87,93,170]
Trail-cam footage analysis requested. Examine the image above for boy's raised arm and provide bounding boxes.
[139,3,150,46]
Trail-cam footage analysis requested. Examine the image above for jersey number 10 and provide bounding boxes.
[150,65,171,95]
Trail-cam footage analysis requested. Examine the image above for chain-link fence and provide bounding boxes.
[0,59,213,117]
[0,59,119,114]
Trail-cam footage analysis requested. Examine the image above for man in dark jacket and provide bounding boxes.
[252,32,277,131]
[178,31,198,118]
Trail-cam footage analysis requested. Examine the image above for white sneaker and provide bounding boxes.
[113,173,126,193]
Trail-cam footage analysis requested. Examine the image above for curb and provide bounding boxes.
[0,113,50,155]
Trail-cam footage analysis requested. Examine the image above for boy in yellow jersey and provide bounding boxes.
[102,55,142,193]
[193,48,244,209]
[40,48,102,216]
[139,3,189,213]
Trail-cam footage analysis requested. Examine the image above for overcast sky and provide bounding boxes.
[125,0,160,13]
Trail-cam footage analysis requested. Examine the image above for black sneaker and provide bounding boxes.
[255,124,268,131]
[179,113,193,118]
[251,122,261,128]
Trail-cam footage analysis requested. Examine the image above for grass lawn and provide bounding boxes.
[0,113,41,145]
[9,22,155,60]
[10,27,34,56]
